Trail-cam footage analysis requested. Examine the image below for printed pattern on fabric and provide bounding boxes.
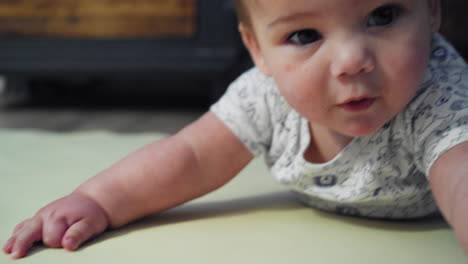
[210,34,468,219]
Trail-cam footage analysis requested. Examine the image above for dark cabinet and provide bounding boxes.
[0,0,247,102]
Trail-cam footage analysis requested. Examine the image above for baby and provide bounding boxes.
[4,0,468,259]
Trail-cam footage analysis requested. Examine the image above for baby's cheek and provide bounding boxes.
[283,63,296,73]
[388,44,430,88]
[386,49,430,114]
[276,75,321,115]
[401,36,431,77]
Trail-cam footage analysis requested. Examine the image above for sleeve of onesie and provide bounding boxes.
[410,34,468,176]
[210,68,275,157]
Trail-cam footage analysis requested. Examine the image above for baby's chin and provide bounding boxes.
[338,121,388,138]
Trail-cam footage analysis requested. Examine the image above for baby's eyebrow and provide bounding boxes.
[267,11,319,29]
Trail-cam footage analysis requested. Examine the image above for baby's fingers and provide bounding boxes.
[3,237,14,254]
[42,216,69,248]
[7,220,43,259]
[62,219,104,251]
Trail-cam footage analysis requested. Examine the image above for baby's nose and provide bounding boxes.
[330,37,375,78]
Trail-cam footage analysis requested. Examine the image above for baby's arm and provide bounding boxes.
[3,112,254,259]
[429,141,468,255]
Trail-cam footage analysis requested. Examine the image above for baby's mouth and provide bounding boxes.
[339,98,376,112]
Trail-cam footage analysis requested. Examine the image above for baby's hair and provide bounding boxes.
[231,0,251,26]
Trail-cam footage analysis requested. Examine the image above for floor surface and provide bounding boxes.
[0,87,207,134]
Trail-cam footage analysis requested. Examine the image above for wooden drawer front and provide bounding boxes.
[0,0,196,38]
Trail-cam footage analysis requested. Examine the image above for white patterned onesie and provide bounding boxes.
[210,34,468,219]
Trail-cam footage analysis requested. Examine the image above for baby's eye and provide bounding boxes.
[367,4,403,27]
[287,29,321,45]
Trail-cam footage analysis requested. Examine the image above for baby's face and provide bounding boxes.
[240,0,440,138]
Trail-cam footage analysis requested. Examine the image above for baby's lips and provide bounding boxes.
[338,97,376,112]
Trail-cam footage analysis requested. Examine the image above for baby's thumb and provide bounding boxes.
[61,220,99,251]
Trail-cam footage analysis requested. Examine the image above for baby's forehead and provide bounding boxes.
[243,0,429,23]
[245,0,426,12]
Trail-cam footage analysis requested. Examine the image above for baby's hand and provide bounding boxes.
[2,192,109,259]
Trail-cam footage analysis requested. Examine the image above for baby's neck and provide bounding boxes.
[304,124,354,164]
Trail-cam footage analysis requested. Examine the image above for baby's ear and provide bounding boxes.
[238,24,272,76]
[429,0,441,33]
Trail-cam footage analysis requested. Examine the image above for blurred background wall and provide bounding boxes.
[440,0,468,59]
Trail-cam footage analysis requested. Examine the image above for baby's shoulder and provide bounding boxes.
[406,35,468,114]
[428,33,467,69]
[229,67,279,97]
[228,67,292,115]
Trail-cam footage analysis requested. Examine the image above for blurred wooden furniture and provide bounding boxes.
[0,0,196,38]
[0,0,246,102]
